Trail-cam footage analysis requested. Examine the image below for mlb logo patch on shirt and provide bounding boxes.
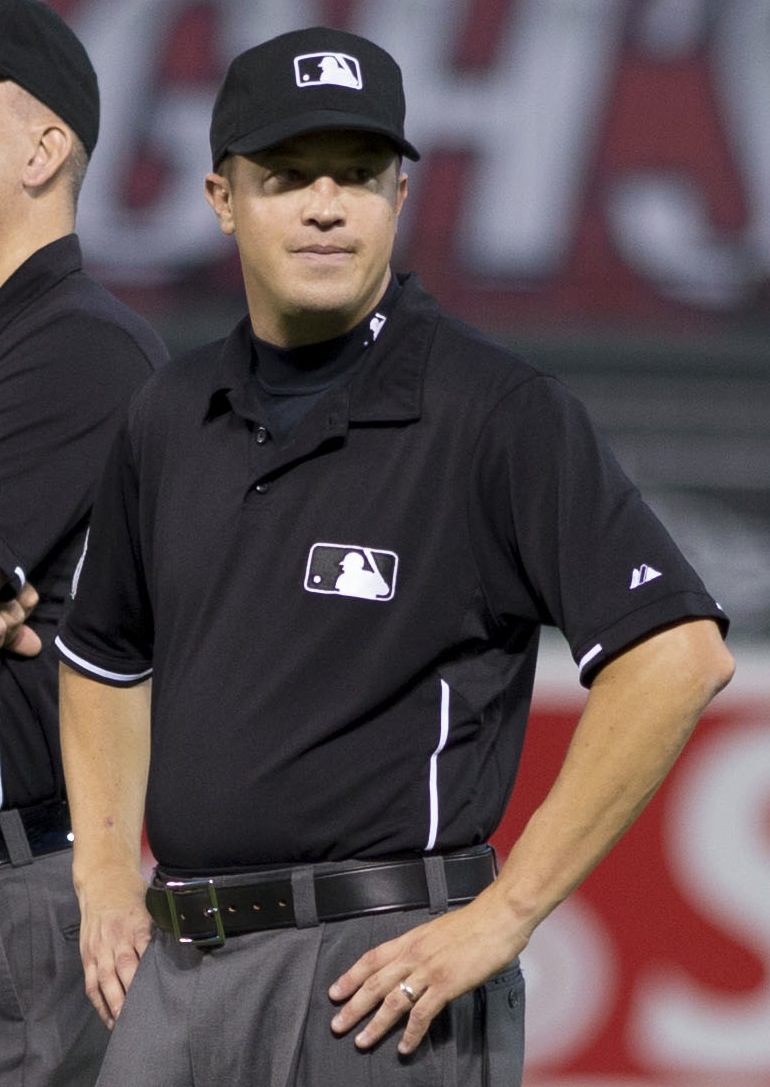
[304,543,397,601]
[294,52,363,90]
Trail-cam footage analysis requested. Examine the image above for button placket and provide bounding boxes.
[250,422,272,495]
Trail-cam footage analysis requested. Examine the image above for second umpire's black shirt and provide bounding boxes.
[0,235,168,808]
[56,274,727,871]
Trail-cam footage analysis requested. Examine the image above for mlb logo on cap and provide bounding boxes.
[209,26,420,167]
[295,52,363,90]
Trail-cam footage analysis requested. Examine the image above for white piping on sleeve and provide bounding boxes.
[55,636,152,685]
[578,643,603,677]
[425,678,451,852]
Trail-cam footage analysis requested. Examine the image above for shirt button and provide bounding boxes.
[255,426,269,444]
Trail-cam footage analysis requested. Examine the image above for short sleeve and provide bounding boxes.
[470,374,727,685]
[0,314,159,588]
[55,419,154,685]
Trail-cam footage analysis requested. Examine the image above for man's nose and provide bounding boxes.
[302,176,345,225]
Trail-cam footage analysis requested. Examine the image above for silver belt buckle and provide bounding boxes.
[164,879,226,947]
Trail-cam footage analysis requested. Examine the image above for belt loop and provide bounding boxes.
[0,810,34,867]
[291,866,319,928]
[423,855,449,914]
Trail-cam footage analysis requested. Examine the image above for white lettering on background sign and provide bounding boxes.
[517,704,770,1074]
[605,0,770,308]
[355,0,624,277]
[520,893,617,1066]
[68,0,770,301]
[714,1,770,272]
[73,0,214,278]
[631,719,770,1071]
[74,0,331,278]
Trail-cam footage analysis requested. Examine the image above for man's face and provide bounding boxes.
[205,129,408,347]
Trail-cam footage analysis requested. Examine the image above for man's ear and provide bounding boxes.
[22,123,72,189]
[205,172,236,236]
[395,171,409,219]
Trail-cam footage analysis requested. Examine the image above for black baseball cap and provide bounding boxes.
[0,0,99,157]
[210,26,420,168]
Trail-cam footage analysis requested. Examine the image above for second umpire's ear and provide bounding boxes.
[204,169,236,237]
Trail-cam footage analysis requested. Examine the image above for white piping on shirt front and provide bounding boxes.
[425,678,451,851]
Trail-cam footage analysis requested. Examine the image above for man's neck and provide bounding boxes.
[0,216,74,290]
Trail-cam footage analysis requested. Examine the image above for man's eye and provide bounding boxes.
[263,167,304,189]
[346,167,375,184]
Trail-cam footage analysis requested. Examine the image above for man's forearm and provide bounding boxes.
[494,617,735,935]
[59,663,154,1027]
[59,663,151,883]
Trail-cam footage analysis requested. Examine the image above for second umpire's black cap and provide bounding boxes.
[0,0,99,157]
[210,26,420,168]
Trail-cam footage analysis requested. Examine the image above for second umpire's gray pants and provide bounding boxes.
[0,848,109,1087]
[95,906,525,1087]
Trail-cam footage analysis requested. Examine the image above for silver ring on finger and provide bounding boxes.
[399,981,420,1005]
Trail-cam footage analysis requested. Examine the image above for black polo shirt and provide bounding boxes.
[0,234,168,808]
[56,274,727,871]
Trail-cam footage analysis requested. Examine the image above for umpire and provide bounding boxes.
[57,25,734,1087]
[0,2,167,1083]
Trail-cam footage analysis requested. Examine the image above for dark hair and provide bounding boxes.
[64,131,89,210]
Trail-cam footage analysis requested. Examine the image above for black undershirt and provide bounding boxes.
[250,277,400,439]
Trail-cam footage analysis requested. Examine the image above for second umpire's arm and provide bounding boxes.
[0,579,41,656]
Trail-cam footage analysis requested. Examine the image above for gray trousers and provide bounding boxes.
[0,847,109,1087]
[95,908,525,1087]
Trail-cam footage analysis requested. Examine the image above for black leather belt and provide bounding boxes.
[0,800,72,867]
[146,847,497,947]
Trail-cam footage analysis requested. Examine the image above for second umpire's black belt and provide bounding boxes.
[0,800,72,867]
[146,847,497,947]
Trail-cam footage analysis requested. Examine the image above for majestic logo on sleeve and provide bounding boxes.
[294,53,363,90]
[304,543,398,601]
[630,563,662,589]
